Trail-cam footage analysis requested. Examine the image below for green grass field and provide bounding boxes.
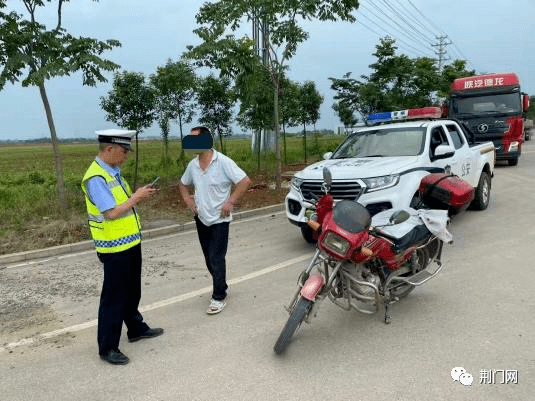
[0,134,345,254]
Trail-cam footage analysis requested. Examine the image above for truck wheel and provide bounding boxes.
[471,171,491,210]
[301,225,316,244]
[508,157,518,166]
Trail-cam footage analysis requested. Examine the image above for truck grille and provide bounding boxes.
[300,180,363,202]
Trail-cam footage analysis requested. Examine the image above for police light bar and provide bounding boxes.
[367,107,442,123]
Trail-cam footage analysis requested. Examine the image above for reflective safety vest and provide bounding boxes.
[81,160,141,253]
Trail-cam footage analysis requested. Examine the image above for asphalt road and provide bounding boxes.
[2,143,535,401]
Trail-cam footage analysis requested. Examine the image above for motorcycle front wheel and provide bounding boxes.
[274,297,313,355]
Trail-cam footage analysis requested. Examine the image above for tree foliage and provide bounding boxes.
[196,74,236,154]
[235,63,274,133]
[187,0,359,187]
[329,37,475,122]
[300,80,323,128]
[100,71,156,133]
[0,1,120,90]
[332,100,357,130]
[150,59,197,165]
[0,0,121,205]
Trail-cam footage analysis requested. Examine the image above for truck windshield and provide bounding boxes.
[332,127,426,158]
[451,93,521,116]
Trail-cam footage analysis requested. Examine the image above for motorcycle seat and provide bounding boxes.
[371,209,433,253]
[379,223,432,253]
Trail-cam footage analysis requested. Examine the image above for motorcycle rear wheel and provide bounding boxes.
[274,297,313,354]
[389,246,430,299]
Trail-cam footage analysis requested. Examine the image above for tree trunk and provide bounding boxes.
[303,123,307,165]
[274,82,281,190]
[256,130,261,170]
[38,83,66,207]
[134,132,139,190]
[282,122,287,165]
[178,111,185,167]
[218,128,224,154]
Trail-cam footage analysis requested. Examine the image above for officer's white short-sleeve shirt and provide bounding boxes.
[180,150,247,226]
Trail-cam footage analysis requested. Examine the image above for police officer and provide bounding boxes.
[81,129,163,365]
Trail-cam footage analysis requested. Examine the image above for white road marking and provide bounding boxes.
[0,253,310,353]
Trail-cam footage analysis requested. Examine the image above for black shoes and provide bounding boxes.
[100,349,130,365]
[128,327,164,343]
[100,328,163,364]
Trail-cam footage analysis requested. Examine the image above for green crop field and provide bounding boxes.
[0,134,345,255]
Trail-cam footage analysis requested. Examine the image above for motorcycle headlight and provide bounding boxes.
[291,176,304,190]
[362,174,399,192]
[322,232,350,256]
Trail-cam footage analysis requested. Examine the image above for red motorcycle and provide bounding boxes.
[274,168,453,354]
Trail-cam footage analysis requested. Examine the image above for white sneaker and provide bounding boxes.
[206,299,226,315]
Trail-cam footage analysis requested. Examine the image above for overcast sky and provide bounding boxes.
[1,0,534,141]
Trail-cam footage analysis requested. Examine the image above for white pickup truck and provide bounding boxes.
[286,117,495,242]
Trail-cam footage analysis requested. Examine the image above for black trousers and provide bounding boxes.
[195,216,230,301]
[96,244,149,354]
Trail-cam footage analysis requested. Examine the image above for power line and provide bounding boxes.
[377,0,436,45]
[358,8,434,56]
[391,0,441,37]
[360,3,434,54]
[406,0,445,35]
[403,0,477,70]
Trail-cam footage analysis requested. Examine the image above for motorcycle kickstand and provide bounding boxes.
[384,303,392,325]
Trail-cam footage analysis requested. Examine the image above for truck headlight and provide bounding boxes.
[362,175,400,192]
[291,176,304,190]
[509,141,519,152]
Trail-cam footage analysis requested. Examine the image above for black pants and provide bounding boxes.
[195,216,230,301]
[96,244,149,354]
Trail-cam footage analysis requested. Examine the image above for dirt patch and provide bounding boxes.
[0,168,301,346]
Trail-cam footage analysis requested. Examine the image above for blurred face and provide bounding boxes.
[187,128,211,155]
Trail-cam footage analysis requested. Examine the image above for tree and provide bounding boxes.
[300,80,323,157]
[332,100,357,132]
[0,0,121,206]
[279,78,301,164]
[330,37,474,122]
[235,63,275,168]
[438,59,475,98]
[188,0,359,189]
[196,74,235,154]
[150,59,197,167]
[100,71,156,187]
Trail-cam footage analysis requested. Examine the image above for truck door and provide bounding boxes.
[429,125,461,175]
[444,123,475,182]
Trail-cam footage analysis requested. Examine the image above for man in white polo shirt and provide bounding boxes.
[179,126,252,314]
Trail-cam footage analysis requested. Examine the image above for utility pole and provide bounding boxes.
[432,34,452,71]
[251,17,275,153]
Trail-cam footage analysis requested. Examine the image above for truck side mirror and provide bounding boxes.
[433,144,455,160]
[323,151,333,160]
[523,94,530,112]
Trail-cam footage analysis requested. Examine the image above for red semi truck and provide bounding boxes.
[446,73,529,166]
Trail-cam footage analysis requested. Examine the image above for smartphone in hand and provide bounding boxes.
[149,176,160,188]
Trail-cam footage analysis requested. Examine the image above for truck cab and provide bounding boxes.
[448,73,529,166]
